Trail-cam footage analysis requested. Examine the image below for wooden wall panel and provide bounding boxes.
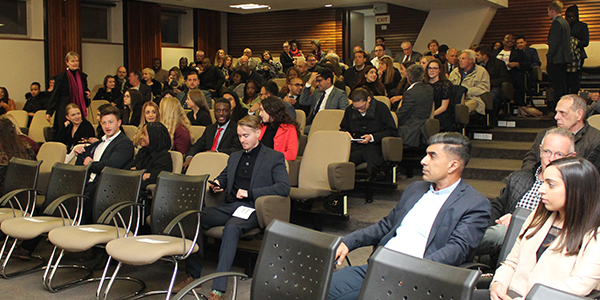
[46,0,82,78]
[196,9,221,62]
[227,8,344,61]
[481,0,600,46]
[374,4,429,57]
[125,1,161,72]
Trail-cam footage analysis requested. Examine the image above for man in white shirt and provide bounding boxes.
[299,69,349,134]
[370,45,385,68]
[328,132,490,300]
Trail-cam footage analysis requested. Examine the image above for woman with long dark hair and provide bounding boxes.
[0,117,36,188]
[257,50,282,81]
[258,96,299,161]
[424,59,453,132]
[54,103,95,152]
[241,80,260,110]
[185,89,212,126]
[0,87,16,115]
[93,75,122,107]
[473,157,600,299]
[353,65,386,96]
[222,91,248,124]
[378,57,401,95]
[120,89,143,126]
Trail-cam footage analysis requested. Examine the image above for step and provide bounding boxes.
[471,140,532,160]
[498,116,556,129]
[394,175,506,200]
[471,127,543,142]
[463,158,522,181]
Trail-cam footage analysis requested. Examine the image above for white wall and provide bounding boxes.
[414,6,497,53]
[364,16,376,53]
[82,43,124,89]
[162,48,195,70]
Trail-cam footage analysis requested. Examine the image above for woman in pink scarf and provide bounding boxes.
[46,51,90,135]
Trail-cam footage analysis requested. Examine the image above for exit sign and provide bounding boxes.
[375,15,390,25]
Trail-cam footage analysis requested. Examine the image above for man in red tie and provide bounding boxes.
[182,98,242,168]
[394,41,422,65]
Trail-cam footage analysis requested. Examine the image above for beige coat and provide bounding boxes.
[493,212,600,298]
[448,64,490,115]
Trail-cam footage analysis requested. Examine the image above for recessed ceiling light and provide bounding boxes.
[230,3,270,9]
[325,4,332,7]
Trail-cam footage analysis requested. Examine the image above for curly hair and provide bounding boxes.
[260,96,300,138]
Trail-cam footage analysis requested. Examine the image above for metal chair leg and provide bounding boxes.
[42,246,94,292]
[0,236,45,278]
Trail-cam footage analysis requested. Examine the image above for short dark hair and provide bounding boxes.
[318,68,334,82]
[349,87,372,102]
[100,104,120,120]
[515,35,526,41]
[429,132,471,166]
[406,64,424,84]
[214,97,231,108]
[102,75,114,88]
[354,50,366,59]
[152,57,161,62]
[186,69,199,80]
[376,44,386,50]
[30,82,41,89]
[131,70,142,82]
[474,45,492,58]
[263,81,279,96]
[306,53,316,59]
[376,36,385,42]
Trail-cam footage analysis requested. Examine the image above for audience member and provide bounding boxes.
[114,66,128,93]
[546,0,572,112]
[239,64,264,86]
[523,94,600,171]
[0,117,36,190]
[475,44,510,124]
[179,57,193,78]
[289,39,304,58]
[55,103,95,152]
[259,81,296,118]
[46,51,90,132]
[159,97,192,155]
[133,101,160,147]
[311,39,326,64]
[283,77,309,115]
[278,67,300,97]
[370,45,385,68]
[565,4,589,95]
[328,132,490,300]
[423,39,440,58]
[223,91,248,124]
[177,70,200,109]
[353,65,386,96]
[180,115,290,300]
[257,50,282,81]
[395,41,422,64]
[495,34,531,106]
[425,59,453,132]
[378,57,400,96]
[396,64,434,147]
[128,70,152,103]
[280,41,295,73]
[516,36,542,67]
[88,103,113,144]
[142,68,163,101]
[373,36,393,57]
[152,58,169,84]
[213,49,226,68]
[93,75,123,108]
[234,48,260,71]
[344,50,368,89]
[300,69,349,133]
[445,48,459,74]
[227,69,247,99]
[323,53,345,80]
[298,60,311,83]
[23,82,49,116]
[257,96,299,161]
[438,45,449,64]
[220,55,234,83]
[120,89,143,127]
[420,55,434,69]
[4,114,39,153]
[199,58,226,98]
[306,53,323,73]
[185,89,212,126]
[449,50,490,115]
[389,61,415,111]
[473,157,600,300]
[165,67,186,97]
[493,41,503,51]
[241,80,261,110]
[190,50,205,70]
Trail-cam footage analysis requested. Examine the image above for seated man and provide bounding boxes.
[394,41,422,64]
[177,70,212,109]
[306,53,323,73]
[74,106,134,223]
[475,45,509,124]
[341,87,397,174]
[328,132,491,300]
[180,115,290,300]
[449,49,491,115]
[494,34,531,106]
[396,64,433,148]
[283,77,310,114]
[198,58,226,99]
[182,98,242,168]
[300,69,349,134]
[516,35,541,68]
[445,48,459,74]
[233,48,260,71]
[523,94,600,171]
[23,82,49,117]
[476,127,575,264]
[128,70,152,103]
[344,50,368,89]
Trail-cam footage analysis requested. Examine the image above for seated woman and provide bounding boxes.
[222,91,248,124]
[124,122,172,197]
[241,80,261,110]
[142,68,163,101]
[0,87,16,115]
[258,96,299,161]
[353,66,386,96]
[425,59,453,132]
[257,50,282,81]
[185,89,212,126]
[378,57,401,96]
[4,114,39,154]
[227,69,247,99]
[423,39,440,58]
[214,49,226,68]
[163,67,186,97]
[121,89,143,127]
[93,75,122,108]
[220,55,234,84]
[390,61,416,111]
[289,39,304,58]
[0,117,36,189]
[473,157,600,300]
[133,101,160,147]
[159,97,192,155]
[54,103,95,153]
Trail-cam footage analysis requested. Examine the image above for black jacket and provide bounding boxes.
[489,166,537,225]
[76,131,134,182]
[124,148,172,191]
[23,92,49,113]
[570,21,589,60]
[481,58,509,88]
[47,70,90,131]
[93,88,123,108]
[55,118,96,152]
[186,121,242,157]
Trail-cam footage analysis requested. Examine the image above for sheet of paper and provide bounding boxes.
[23,217,46,223]
[137,238,169,244]
[78,227,108,233]
[232,206,256,220]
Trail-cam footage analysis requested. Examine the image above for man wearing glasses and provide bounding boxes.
[284,77,310,115]
[370,45,386,68]
[300,69,349,134]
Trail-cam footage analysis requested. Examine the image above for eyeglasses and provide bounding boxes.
[428,67,440,70]
[352,101,369,111]
[541,149,570,159]
[291,83,303,87]
[375,49,384,52]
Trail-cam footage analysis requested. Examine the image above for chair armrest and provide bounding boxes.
[255,196,290,228]
[163,210,205,259]
[328,162,355,191]
[288,158,301,187]
[0,188,40,216]
[42,193,88,225]
[146,184,156,199]
[297,134,307,157]
[173,272,249,300]
[382,137,403,163]
[532,66,543,82]
[481,92,493,112]
[99,201,145,236]
[501,82,514,101]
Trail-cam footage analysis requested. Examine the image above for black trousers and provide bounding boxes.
[547,62,567,111]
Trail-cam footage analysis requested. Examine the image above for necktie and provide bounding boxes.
[307,91,326,125]
[403,55,409,63]
[210,127,223,151]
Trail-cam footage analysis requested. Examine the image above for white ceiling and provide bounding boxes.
[151,0,507,14]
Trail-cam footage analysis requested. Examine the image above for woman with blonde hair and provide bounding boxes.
[164,67,186,97]
[133,101,160,146]
[214,49,226,67]
[142,67,162,100]
[159,97,192,155]
[378,56,400,95]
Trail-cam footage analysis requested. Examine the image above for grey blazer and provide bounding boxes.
[299,86,349,114]
[547,15,572,64]
[396,82,433,147]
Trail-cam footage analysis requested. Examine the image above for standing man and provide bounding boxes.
[565,4,589,95]
[394,41,422,64]
[546,1,572,112]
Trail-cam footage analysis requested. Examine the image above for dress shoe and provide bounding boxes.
[172,274,196,293]
[207,292,223,300]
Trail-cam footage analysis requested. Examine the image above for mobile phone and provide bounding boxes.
[208,180,220,187]
[351,138,365,142]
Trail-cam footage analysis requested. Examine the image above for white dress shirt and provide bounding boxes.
[89,131,121,182]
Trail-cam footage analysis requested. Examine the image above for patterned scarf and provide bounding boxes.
[66,69,87,117]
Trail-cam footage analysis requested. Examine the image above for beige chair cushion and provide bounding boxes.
[204,227,259,239]
[186,152,229,179]
[106,235,199,265]
[49,224,130,252]
[190,126,206,144]
[307,110,345,139]
[122,125,138,141]
[29,111,52,143]
[290,188,333,200]
[36,142,68,192]
[169,150,183,174]
[0,208,25,223]
[1,216,69,240]
[298,131,350,191]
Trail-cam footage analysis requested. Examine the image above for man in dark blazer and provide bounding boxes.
[546,1,572,111]
[476,44,509,125]
[394,41,422,64]
[128,70,152,103]
[328,132,490,300]
[300,69,349,134]
[74,106,134,223]
[396,64,434,148]
[182,98,242,168]
[181,115,290,300]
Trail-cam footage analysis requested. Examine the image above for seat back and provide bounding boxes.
[6,110,28,129]
[295,109,306,134]
[169,150,183,174]
[391,111,398,127]
[43,163,89,213]
[36,142,67,193]
[2,158,41,196]
[497,207,532,267]
[89,100,109,125]
[525,283,587,300]
[588,115,600,131]
[374,96,391,110]
[93,167,145,223]
[122,125,137,141]
[308,110,345,139]
[186,152,229,178]
[209,109,216,124]
[150,172,208,236]
[189,125,206,144]
[251,220,342,300]
[273,78,287,91]
[298,131,350,191]
[29,111,52,143]
[423,118,440,139]
[358,247,480,300]
[530,44,548,71]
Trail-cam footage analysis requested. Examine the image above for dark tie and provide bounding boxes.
[403,55,409,63]
[307,92,326,125]
[210,127,223,151]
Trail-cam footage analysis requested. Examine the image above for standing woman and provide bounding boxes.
[46,51,90,133]
[121,89,143,127]
[473,157,600,299]
[54,103,95,152]
[0,87,16,115]
[353,65,386,96]
[185,89,212,126]
[258,96,299,161]
[93,75,122,108]
[378,57,401,96]
[159,97,192,155]
[424,59,453,132]
[133,101,160,147]
[0,117,36,189]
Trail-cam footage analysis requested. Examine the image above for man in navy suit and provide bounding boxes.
[328,132,490,300]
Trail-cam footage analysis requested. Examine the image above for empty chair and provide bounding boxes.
[29,111,52,143]
[0,158,41,223]
[358,247,480,300]
[6,110,28,129]
[307,109,345,139]
[174,220,342,300]
[35,142,67,200]
[189,125,206,144]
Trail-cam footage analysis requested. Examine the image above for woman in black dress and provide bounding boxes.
[185,89,212,126]
[424,59,453,132]
[93,75,122,107]
[121,89,143,127]
[54,103,95,153]
[353,65,386,96]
